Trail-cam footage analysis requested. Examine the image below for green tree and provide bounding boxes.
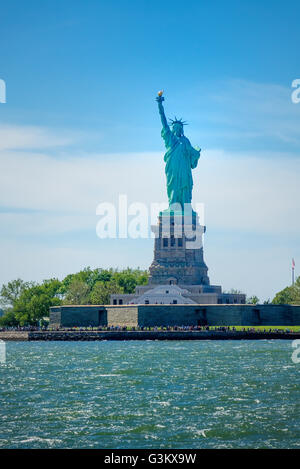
[112,268,148,293]
[59,267,116,296]
[247,295,260,304]
[13,279,62,325]
[0,278,33,309]
[272,276,300,305]
[90,280,124,305]
[63,279,91,305]
[59,268,92,295]
[0,308,19,327]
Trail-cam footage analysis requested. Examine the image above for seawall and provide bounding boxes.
[29,331,300,341]
[1,330,299,342]
[0,331,29,341]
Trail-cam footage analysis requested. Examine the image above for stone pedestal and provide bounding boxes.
[148,211,210,286]
[110,210,246,306]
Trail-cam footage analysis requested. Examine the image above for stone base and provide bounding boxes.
[148,212,209,286]
[110,209,246,306]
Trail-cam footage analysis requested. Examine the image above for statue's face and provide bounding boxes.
[172,123,183,137]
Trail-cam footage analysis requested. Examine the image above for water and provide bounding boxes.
[0,340,299,448]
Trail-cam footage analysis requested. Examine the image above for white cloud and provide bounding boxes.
[0,149,165,215]
[0,124,78,150]
[194,148,300,235]
[0,146,299,236]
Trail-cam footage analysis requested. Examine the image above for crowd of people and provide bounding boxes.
[0,325,46,332]
[46,325,295,333]
[0,325,297,334]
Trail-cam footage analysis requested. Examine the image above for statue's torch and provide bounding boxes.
[157,90,164,103]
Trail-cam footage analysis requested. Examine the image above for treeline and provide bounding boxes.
[0,269,299,326]
[0,267,148,326]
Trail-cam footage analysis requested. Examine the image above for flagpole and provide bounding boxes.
[292,267,295,285]
[292,258,295,285]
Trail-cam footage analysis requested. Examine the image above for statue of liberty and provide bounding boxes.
[156,91,201,211]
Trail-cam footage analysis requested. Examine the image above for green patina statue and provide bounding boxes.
[156,91,201,210]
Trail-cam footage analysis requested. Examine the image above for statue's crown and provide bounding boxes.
[169,116,187,126]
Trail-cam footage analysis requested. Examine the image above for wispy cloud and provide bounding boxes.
[188,79,300,149]
[0,124,79,151]
[0,141,299,236]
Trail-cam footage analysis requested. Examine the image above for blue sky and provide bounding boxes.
[0,0,300,300]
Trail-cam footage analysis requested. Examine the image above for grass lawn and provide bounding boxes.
[230,325,300,332]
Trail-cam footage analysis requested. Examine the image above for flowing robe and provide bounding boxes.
[161,126,200,208]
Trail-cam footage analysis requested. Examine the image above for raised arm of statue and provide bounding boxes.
[156,95,169,131]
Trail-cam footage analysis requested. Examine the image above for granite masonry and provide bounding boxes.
[49,304,300,328]
[111,212,246,306]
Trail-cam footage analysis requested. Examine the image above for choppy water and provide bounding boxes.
[0,340,299,448]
